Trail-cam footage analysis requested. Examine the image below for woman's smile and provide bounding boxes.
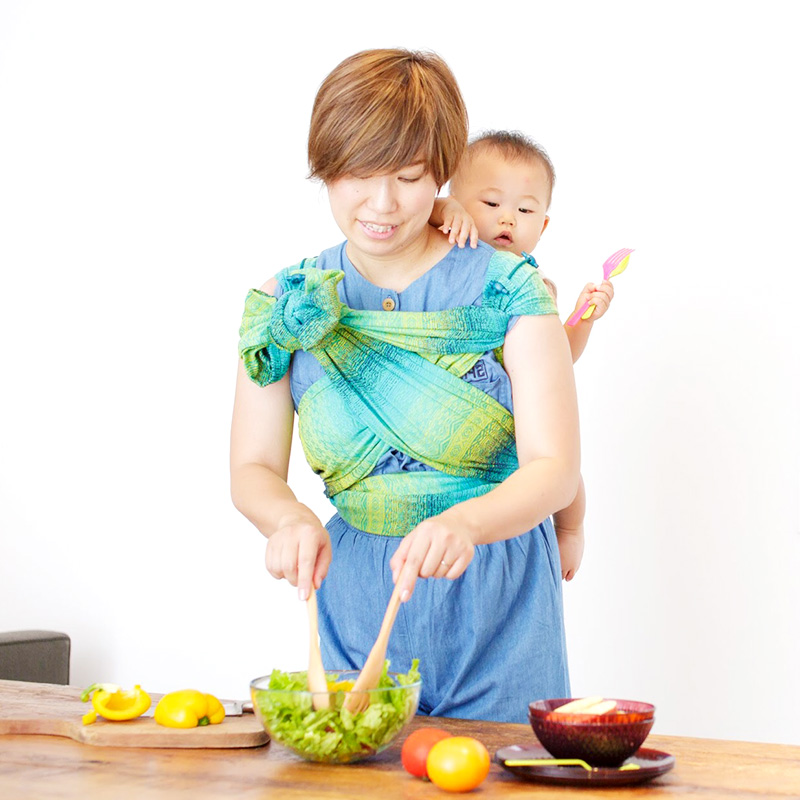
[359,220,399,239]
[327,166,441,271]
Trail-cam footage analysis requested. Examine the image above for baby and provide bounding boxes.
[431,131,615,580]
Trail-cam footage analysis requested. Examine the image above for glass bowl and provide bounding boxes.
[528,698,655,767]
[250,670,421,764]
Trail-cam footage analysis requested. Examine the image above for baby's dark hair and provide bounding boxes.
[454,130,556,205]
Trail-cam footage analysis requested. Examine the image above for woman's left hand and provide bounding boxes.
[389,509,477,600]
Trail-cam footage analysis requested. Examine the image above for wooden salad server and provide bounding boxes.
[306,588,329,710]
[343,572,407,714]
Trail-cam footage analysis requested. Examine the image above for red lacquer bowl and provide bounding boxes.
[528,698,655,767]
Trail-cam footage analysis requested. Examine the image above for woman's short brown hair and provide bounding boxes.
[308,49,468,187]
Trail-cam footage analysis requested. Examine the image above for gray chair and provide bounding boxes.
[0,630,71,684]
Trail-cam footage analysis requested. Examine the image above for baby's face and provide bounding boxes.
[451,150,550,256]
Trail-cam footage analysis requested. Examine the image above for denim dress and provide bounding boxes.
[282,240,569,724]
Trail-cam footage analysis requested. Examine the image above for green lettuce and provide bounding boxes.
[253,660,421,763]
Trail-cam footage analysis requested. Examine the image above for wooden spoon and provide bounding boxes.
[343,573,406,714]
[306,588,329,710]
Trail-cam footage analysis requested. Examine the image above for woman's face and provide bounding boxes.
[327,162,439,262]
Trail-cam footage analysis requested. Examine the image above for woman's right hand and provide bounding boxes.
[264,512,332,601]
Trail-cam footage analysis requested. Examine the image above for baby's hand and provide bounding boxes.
[555,523,584,581]
[572,280,615,322]
[435,197,478,249]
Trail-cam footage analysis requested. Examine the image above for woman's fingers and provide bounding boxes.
[264,521,331,600]
[419,544,447,579]
[296,530,321,600]
[312,538,333,591]
[390,515,475,600]
[434,553,466,578]
[389,535,410,581]
[264,538,284,581]
[433,559,450,578]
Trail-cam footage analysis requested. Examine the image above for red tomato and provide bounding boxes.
[426,736,491,792]
[401,728,452,778]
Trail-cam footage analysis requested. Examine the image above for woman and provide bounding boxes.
[231,49,579,723]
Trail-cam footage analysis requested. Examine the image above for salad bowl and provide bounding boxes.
[250,663,421,763]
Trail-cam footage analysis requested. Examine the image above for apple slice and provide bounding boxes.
[551,696,604,714]
[581,699,617,715]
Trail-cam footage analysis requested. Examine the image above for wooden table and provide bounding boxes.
[1,684,798,799]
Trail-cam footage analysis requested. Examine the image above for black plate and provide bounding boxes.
[496,744,675,787]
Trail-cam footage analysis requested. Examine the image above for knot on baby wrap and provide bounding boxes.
[271,268,344,351]
[239,267,344,385]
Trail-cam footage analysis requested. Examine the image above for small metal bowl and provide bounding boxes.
[528,698,655,767]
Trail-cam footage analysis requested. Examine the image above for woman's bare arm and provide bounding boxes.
[390,313,580,597]
[230,278,331,599]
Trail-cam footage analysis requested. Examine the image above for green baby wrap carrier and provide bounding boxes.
[238,250,556,536]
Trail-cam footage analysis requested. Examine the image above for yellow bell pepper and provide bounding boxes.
[154,689,225,728]
[80,683,152,721]
[327,679,355,692]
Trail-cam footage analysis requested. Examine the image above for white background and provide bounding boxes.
[1,1,798,745]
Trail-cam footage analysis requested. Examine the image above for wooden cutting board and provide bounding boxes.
[0,679,269,748]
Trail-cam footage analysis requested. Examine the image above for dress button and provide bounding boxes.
[382,297,396,311]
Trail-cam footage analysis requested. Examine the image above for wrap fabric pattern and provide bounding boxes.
[238,249,557,536]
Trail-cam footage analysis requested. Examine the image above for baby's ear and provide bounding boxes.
[541,215,550,235]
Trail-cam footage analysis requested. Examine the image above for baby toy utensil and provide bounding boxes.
[505,758,594,771]
[566,248,634,327]
[343,572,406,714]
[306,588,329,710]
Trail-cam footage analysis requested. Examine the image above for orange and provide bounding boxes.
[426,736,491,792]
